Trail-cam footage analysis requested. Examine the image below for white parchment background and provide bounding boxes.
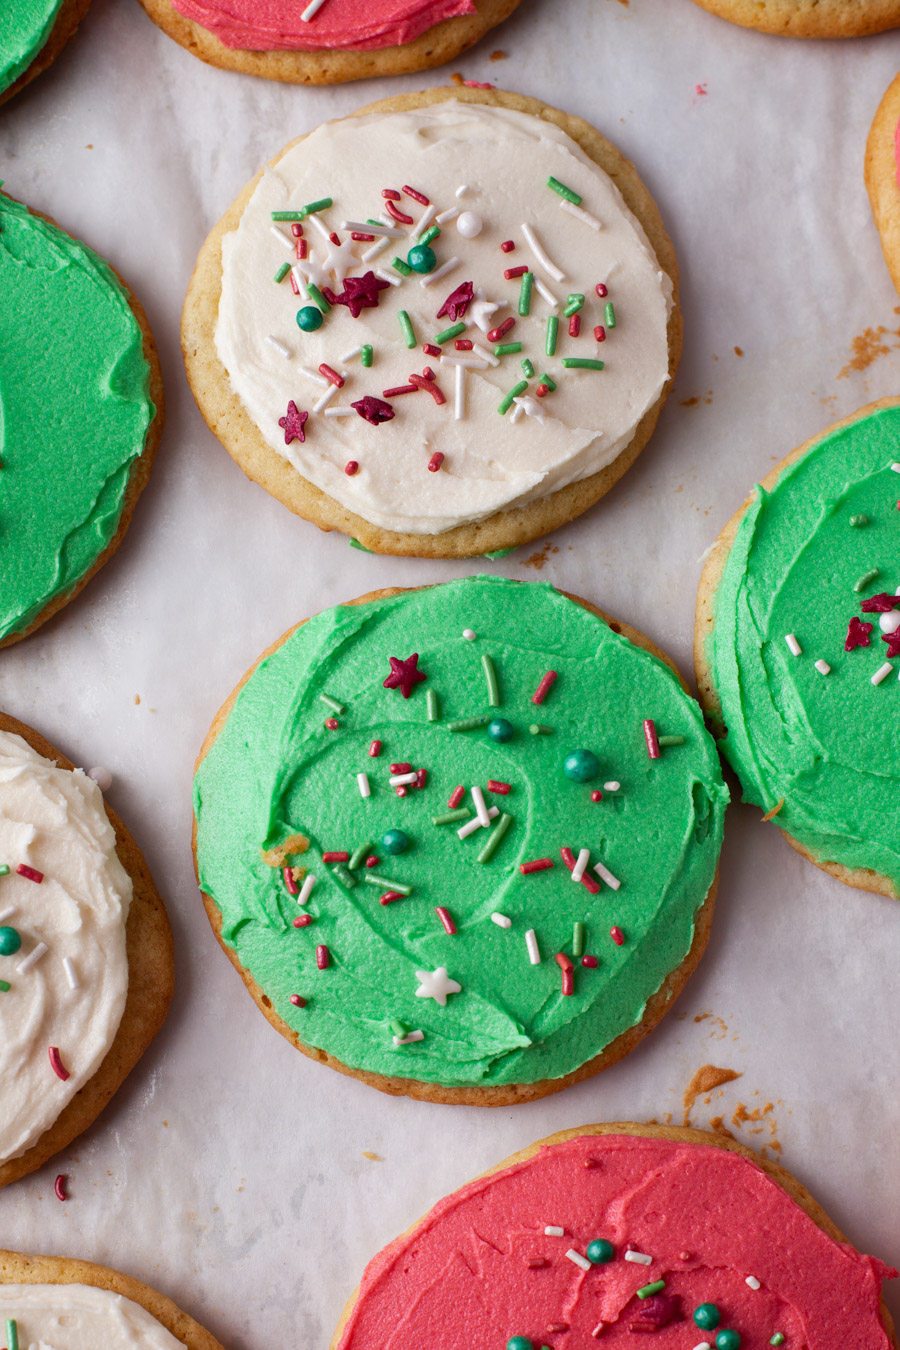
[1,0,900,1344]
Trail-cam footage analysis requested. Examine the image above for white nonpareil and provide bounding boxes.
[0,1283,183,1349]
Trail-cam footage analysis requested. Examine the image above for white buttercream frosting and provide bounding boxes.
[215,101,673,535]
[0,1283,182,1348]
[0,732,131,1163]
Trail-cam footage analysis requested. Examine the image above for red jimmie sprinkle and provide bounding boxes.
[582,954,599,968]
[369,739,382,757]
[382,188,401,200]
[595,283,609,298]
[290,223,304,237]
[409,373,446,404]
[535,384,549,398]
[396,786,408,797]
[487,780,511,795]
[380,891,404,904]
[293,914,313,928]
[435,906,457,935]
[560,847,601,895]
[421,366,437,381]
[416,768,428,789]
[519,857,553,874]
[500,240,516,253]
[329,231,341,246]
[428,452,445,473]
[386,199,414,225]
[610,926,626,946]
[320,363,344,388]
[590,790,603,803]
[568,314,581,338]
[448,785,465,809]
[365,856,379,868]
[643,718,661,759]
[488,317,515,343]
[531,670,558,705]
[423,343,442,358]
[283,866,299,896]
[324,718,339,730]
[290,994,307,1007]
[345,461,359,476]
[316,944,330,970]
[561,966,575,996]
[351,232,375,242]
[403,185,430,206]
[323,851,350,863]
[391,763,412,773]
[382,384,418,397]
[555,952,573,972]
[55,1174,68,1202]
[16,864,43,884]
[296,239,308,259]
[290,271,300,294]
[594,325,606,342]
[504,265,528,279]
[455,338,473,351]
[49,1047,69,1081]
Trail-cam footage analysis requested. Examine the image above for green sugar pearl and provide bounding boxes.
[488,718,513,743]
[547,176,582,206]
[770,1337,785,1347]
[586,1238,614,1264]
[0,927,22,956]
[296,305,324,332]
[507,1338,533,1350]
[716,1333,741,1350]
[407,244,436,274]
[381,829,410,855]
[694,1304,721,1331]
[564,749,600,782]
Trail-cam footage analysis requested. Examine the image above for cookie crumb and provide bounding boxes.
[489,49,507,60]
[362,1151,382,1161]
[682,1064,742,1125]
[734,346,744,357]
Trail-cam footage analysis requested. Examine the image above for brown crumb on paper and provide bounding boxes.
[522,541,559,571]
[362,1151,382,1161]
[734,346,743,357]
[679,391,713,408]
[837,324,900,379]
[708,1115,737,1139]
[134,694,140,705]
[450,72,464,85]
[489,49,507,60]
[682,1064,742,1125]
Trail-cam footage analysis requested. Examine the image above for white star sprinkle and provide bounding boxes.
[414,966,462,1007]
[510,395,547,424]
[293,248,332,291]
[322,234,360,287]
[469,286,508,335]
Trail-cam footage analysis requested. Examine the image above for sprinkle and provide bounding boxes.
[850,514,869,526]
[637,1281,666,1299]
[605,301,617,328]
[320,692,346,715]
[393,1029,424,1045]
[871,661,894,685]
[530,670,558,706]
[560,199,602,230]
[424,689,440,724]
[448,715,492,732]
[477,812,513,863]
[591,790,603,802]
[382,384,417,398]
[539,372,557,391]
[374,268,402,288]
[349,841,374,870]
[454,363,466,419]
[298,364,328,387]
[298,874,316,906]
[522,223,566,282]
[283,865,300,896]
[783,633,803,657]
[624,1251,653,1265]
[470,785,492,828]
[369,740,382,758]
[547,175,582,205]
[530,723,554,735]
[272,210,304,222]
[489,317,516,343]
[566,1249,591,1271]
[564,293,585,316]
[582,954,599,968]
[573,921,586,956]
[544,1224,565,1236]
[55,1173,68,1201]
[499,379,530,415]
[571,848,591,883]
[416,769,428,789]
[814,659,831,675]
[390,772,418,786]
[365,874,413,896]
[341,220,404,239]
[745,1275,761,1290]
[18,942,48,973]
[487,780,511,794]
[417,225,441,248]
[495,342,523,356]
[362,237,392,263]
[604,781,620,792]
[546,314,559,355]
[436,207,461,224]
[534,278,560,309]
[470,341,500,366]
[610,926,625,946]
[447,787,467,813]
[293,914,313,928]
[522,358,535,377]
[481,653,501,707]
[569,315,581,337]
[391,257,413,279]
[518,270,534,316]
[307,283,331,315]
[361,345,374,367]
[761,799,785,822]
[525,929,541,964]
[320,361,346,386]
[344,458,359,472]
[7,1320,19,1350]
[331,863,357,889]
[62,957,79,990]
[854,567,881,593]
[891,462,900,473]
[491,913,513,930]
[16,863,44,884]
[555,952,573,973]
[436,906,457,934]
[300,0,328,18]
[421,258,461,287]
[397,310,417,349]
[316,944,330,969]
[385,200,414,226]
[695,1345,713,1350]
[49,1046,69,1080]
[380,891,405,904]
[423,343,442,359]
[274,261,291,283]
[592,1324,607,1339]
[594,325,606,342]
[270,224,295,249]
[563,357,604,371]
[643,719,661,759]
[505,265,528,279]
[323,851,350,863]
[770,1337,785,1347]
[433,808,471,826]
[656,736,683,749]
[593,860,621,890]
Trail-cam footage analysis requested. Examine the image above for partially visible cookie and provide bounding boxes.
[134,0,522,84]
[0,0,92,106]
[695,397,900,900]
[0,1251,222,1349]
[867,71,900,297]
[0,712,174,1188]
[0,191,164,648]
[688,0,900,36]
[330,1123,898,1350]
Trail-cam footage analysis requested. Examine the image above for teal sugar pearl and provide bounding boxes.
[381,829,410,856]
[694,1304,721,1331]
[0,926,21,956]
[586,1239,615,1265]
[507,1338,533,1350]
[488,718,514,743]
[563,749,600,783]
[716,1332,741,1350]
[407,244,437,274]
[296,305,324,332]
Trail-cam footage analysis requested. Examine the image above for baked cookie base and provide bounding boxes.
[193,585,719,1107]
[0,1250,223,1350]
[0,712,175,1188]
[694,396,900,902]
[328,1122,899,1350]
[0,196,165,650]
[866,72,900,300]
[0,0,93,107]
[135,0,522,84]
[689,0,900,36]
[181,86,682,558]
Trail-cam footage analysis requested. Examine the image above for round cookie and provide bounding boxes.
[192,576,727,1106]
[0,0,92,106]
[135,0,523,85]
[0,1250,222,1349]
[0,711,174,1188]
[695,397,900,900]
[182,87,681,558]
[330,1123,898,1350]
[0,190,164,648]
[866,71,900,298]
[687,0,900,36]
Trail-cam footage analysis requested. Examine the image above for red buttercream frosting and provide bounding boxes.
[337,1134,896,1349]
[169,0,476,51]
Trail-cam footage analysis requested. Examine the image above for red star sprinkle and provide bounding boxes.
[333,270,391,319]
[860,593,899,613]
[845,616,874,651]
[883,627,900,659]
[351,396,395,425]
[627,1295,683,1332]
[383,653,426,699]
[277,400,308,445]
[436,281,474,322]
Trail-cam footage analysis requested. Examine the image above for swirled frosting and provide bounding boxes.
[0,1283,182,1348]
[705,403,900,894]
[0,731,131,1162]
[193,578,726,1089]
[170,0,475,52]
[214,101,673,536]
[0,0,62,93]
[336,1133,896,1349]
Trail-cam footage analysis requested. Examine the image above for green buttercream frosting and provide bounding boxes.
[194,577,727,1088]
[706,404,900,894]
[0,193,154,642]
[0,0,64,93]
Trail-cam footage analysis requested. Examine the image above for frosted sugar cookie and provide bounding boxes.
[688,0,900,37]
[0,0,92,105]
